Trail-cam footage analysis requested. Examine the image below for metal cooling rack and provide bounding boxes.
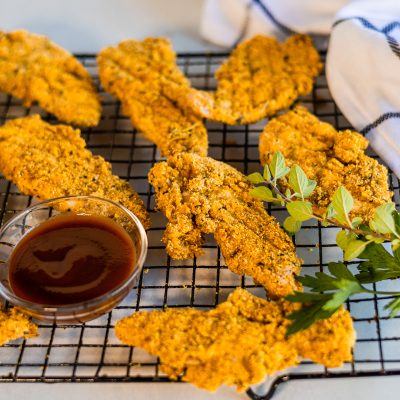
[0,51,399,400]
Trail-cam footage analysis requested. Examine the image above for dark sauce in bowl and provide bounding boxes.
[8,214,136,305]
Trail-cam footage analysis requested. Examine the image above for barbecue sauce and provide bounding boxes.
[8,214,136,305]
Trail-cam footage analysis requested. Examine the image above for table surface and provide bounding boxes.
[2,377,400,400]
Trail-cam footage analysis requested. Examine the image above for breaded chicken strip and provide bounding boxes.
[0,307,38,346]
[0,115,150,229]
[167,34,321,125]
[259,107,391,221]
[0,30,100,127]
[97,37,208,156]
[149,153,301,298]
[115,288,355,392]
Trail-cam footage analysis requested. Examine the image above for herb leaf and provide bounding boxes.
[263,165,271,181]
[247,172,264,184]
[331,186,353,225]
[393,239,400,261]
[298,273,340,292]
[269,152,290,180]
[248,152,400,335]
[356,242,400,283]
[336,230,356,251]
[287,201,313,222]
[385,296,400,318]
[303,180,317,198]
[370,203,399,237]
[249,186,277,202]
[285,296,335,336]
[322,280,362,311]
[344,240,369,261]
[283,216,302,234]
[328,262,358,281]
[288,165,315,199]
[352,217,363,228]
[394,210,400,235]
[286,263,365,335]
[326,203,335,219]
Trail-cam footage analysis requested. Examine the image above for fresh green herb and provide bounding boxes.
[286,262,400,335]
[269,152,290,182]
[356,243,400,283]
[283,216,301,233]
[248,152,400,335]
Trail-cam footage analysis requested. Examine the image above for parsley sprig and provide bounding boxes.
[248,152,400,335]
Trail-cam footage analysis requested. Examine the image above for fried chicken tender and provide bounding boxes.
[148,153,301,298]
[0,307,38,346]
[97,37,208,156]
[166,34,321,125]
[0,115,150,229]
[115,288,355,392]
[259,106,392,221]
[0,30,101,127]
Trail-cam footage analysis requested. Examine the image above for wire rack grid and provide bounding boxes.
[0,51,399,400]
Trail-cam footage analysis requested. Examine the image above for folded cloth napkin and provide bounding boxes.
[201,0,400,178]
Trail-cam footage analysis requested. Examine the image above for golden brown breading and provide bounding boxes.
[259,106,392,221]
[167,34,321,125]
[0,30,101,127]
[115,288,355,392]
[0,115,150,229]
[97,37,208,156]
[0,307,38,346]
[148,153,301,298]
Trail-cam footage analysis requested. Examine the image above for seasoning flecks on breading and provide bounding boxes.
[0,30,101,127]
[97,37,208,156]
[0,307,38,346]
[167,34,321,125]
[115,288,355,392]
[259,106,392,221]
[148,153,302,298]
[0,115,150,229]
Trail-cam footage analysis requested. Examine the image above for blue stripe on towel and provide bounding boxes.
[361,112,400,134]
[251,0,296,35]
[333,17,400,59]
[382,21,400,34]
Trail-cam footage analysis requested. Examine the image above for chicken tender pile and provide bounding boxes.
[149,153,301,298]
[97,37,208,156]
[0,115,150,229]
[259,107,391,221]
[168,34,321,125]
[116,288,355,392]
[0,30,101,127]
[0,307,38,346]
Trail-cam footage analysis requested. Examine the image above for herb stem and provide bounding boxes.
[249,152,400,333]
[362,288,400,296]
[266,179,390,241]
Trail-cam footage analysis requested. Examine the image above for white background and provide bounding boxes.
[0,0,219,52]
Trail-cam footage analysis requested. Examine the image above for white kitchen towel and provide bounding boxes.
[201,0,400,178]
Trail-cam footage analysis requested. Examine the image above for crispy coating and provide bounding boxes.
[0,30,101,127]
[0,115,150,229]
[115,288,355,392]
[97,37,208,156]
[167,34,321,125]
[148,153,301,298]
[0,307,38,346]
[259,106,392,221]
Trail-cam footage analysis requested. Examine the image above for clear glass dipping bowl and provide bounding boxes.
[0,196,147,324]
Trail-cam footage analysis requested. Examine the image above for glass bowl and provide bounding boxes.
[0,196,148,324]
